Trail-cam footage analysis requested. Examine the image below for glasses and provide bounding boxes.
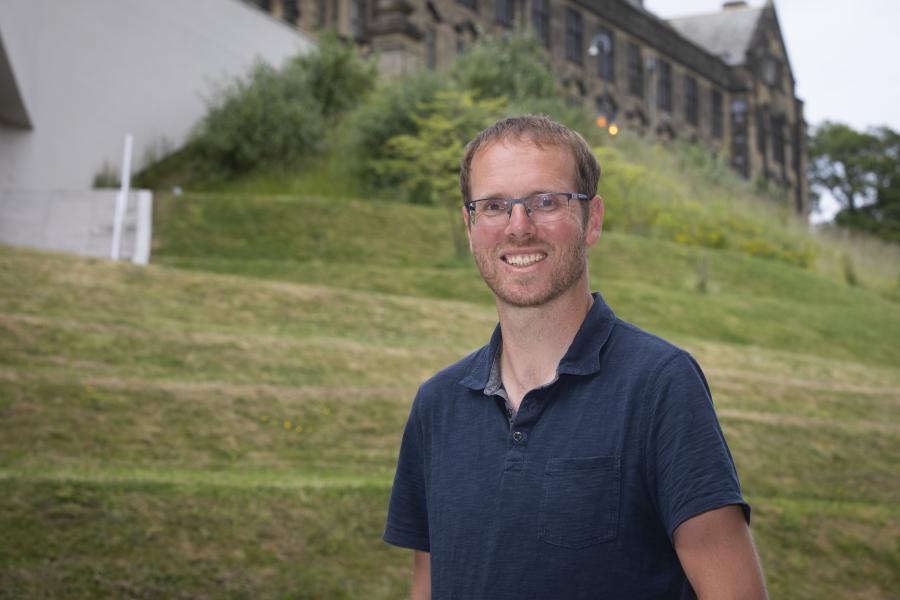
[464,192,590,226]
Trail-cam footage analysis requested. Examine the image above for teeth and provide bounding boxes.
[504,253,546,267]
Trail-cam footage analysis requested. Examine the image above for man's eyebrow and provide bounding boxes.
[472,190,556,201]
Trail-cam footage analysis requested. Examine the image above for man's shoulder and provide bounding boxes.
[608,316,695,372]
[606,317,702,379]
[604,316,714,406]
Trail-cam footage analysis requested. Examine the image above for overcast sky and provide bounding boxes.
[643,0,900,133]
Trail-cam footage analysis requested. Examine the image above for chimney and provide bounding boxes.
[722,1,749,8]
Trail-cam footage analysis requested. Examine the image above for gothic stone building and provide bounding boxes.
[253,0,809,215]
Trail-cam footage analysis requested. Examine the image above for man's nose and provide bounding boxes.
[505,203,536,237]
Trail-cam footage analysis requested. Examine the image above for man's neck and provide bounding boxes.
[496,285,594,411]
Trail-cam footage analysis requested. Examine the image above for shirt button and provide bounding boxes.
[512,431,525,443]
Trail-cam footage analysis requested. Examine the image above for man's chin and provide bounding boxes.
[489,284,561,309]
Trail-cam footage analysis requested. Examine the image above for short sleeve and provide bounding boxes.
[645,352,750,542]
[384,394,430,551]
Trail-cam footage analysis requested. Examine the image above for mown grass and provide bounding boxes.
[1,235,898,598]
[3,130,899,597]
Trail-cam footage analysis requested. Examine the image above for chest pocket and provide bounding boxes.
[538,456,620,549]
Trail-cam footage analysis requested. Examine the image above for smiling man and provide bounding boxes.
[384,115,767,599]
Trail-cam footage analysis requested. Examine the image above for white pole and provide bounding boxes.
[110,133,133,261]
[133,190,153,265]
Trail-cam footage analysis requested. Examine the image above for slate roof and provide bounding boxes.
[666,4,765,66]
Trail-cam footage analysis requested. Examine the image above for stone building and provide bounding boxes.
[251,0,809,215]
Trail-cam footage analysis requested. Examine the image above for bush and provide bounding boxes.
[344,70,449,192]
[372,90,505,256]
[294,31,377,123]
[189,35,376,180]
[92,162,120,189]
[190,60,325,178]
[346,32,601,196]
[451,32,556,103]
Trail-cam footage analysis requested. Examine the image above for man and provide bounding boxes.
[384,115,767,599]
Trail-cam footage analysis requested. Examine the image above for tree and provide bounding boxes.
[292,31,377,123]
[450,32,557,103]
[189,34,375,179]
[809,122,900,243]
[808,121,880,213]
[190,60,326,178]
[373,90,505,258]
[343,70,449,191]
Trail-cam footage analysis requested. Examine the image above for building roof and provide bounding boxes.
[666,4,765,66]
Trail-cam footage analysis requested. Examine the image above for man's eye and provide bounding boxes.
[533,194,562,209]
[482,200,507,213]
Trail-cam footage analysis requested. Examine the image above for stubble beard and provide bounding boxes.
[473,229,589,309]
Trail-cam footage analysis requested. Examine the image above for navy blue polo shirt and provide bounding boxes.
[384,294,748,599]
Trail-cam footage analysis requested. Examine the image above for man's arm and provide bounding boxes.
[411,550,431,600]
[673,504,768,600]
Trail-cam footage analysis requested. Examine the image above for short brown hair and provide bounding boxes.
[459,115,601,207]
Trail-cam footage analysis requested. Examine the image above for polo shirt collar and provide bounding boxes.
[459,292,616,391]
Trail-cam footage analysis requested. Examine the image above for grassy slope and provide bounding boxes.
[2,152,899,597]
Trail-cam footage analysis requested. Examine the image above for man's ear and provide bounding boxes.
[585,195,604,247]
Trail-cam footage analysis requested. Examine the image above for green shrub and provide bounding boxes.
[450,32,556,103]
[190,60,325,178]
[372,90,505,256]
[344,70,449,192]
[92,162,120,189]
[596,144,818,266]
[294,31,377,123]
[189,35,375,180]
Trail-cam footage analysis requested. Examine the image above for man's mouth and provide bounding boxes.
[502,252,547,267]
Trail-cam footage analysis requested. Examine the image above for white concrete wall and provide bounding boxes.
[0,0,315,190]
[0,187,153,264]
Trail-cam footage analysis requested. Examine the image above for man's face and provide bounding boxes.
[464,139,603,308]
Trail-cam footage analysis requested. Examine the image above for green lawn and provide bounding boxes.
[2,201,898,597]
[2,138,900,597]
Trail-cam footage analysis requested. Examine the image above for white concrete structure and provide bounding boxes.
[0,0,315,190]
[0,187,153,264]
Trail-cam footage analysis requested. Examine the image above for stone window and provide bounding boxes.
[495,0,515,27]
[711,89,723,138]
[282,0,300,23]
[531,0,550,48]
[684,75,698,125]
[627,42,643,98]
[425,27,437,69]
[458,0,477,11]
[350,0,364,39]
[565,8,583,65]
[657,59,672,112]
[731,99,749,177]
[594,27,614,82]
[762,56,783,90]
[317,0,327,27]
[772,114,785,166]
[756,106,768,154]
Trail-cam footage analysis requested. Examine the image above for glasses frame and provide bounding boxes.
[464,192,591,226]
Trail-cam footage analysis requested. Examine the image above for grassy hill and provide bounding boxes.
[2,139,899,597]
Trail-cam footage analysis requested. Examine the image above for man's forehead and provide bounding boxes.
[471,137,576,182]
[476,134,562,155]
[473,136,574,167]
